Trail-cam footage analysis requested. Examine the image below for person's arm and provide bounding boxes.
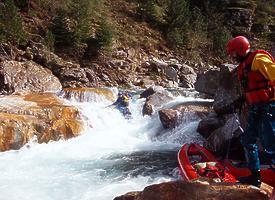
[252,53,275,80]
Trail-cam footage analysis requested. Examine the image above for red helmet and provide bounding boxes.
[226,36,250,57]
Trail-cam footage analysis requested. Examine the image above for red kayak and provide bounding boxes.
[178,143,275,186]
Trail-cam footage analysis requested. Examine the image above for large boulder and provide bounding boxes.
[0,93,83,151]
[204,114,243,156]
[158,109,178,129]
[114,181,269,200]
[194,68,220,96]
[141,87,173,116]
[197,114,224,138]
[0,61,62,94]
[28,43,100,87]
[178,64,197,88]
[159,101,213,129]
[213,64,241,114]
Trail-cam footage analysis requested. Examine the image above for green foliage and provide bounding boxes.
[211,26,232,55]
[50,9,74,47]
[50,0,94,53]
[44,30,55,51]
[50,0,104,55]
[165,0,190,46]
[0,0,26,45]
[95,19,113,49]
[186,7,208,50]
[137,0,167,27]
[165,0,208,50]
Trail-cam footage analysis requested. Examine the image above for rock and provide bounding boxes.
[213,64,241,114]
[55,66,89,87]
[142,101,154,116]
[61,87,115,102]
[0,93,83,152]
[28,42,100,87]
[84,68,100,87]
[197,115,224,138]
[158,101,213,129]
[114,50,128,59]
[180,64,196,74]
[158,109,178,129]
[114,181,269,200]
[162,65,178,82]
[142,91,173,116]
[179,73,197,88]
[204,114,243,155]
[140,87,156,99]
[0,60,62,94]
[194,68,220,96]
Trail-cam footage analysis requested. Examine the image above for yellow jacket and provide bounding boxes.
[252,53,275,81]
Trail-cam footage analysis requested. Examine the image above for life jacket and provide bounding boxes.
[237,50,275,104]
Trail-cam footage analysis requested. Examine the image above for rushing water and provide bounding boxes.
[0,88,208,200]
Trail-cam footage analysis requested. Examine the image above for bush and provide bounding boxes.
[138,0,166,26]
[44,30,55,51]
[165,0,208,49]
[0,0,26,45]
[165,0,190,46]
[211,26,232,55]
[50,0,99,52]
[95,19,113,49]
[50,9,74,48]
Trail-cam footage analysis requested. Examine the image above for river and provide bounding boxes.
[0,88,207,200]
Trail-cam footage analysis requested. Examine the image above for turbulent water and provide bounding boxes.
[0,88,208,200]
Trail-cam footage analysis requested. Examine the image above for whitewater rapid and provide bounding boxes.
[0,89,207,200]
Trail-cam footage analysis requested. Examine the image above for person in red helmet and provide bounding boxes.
[226,36,275,187]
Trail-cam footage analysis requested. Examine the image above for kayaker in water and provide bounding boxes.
[111,91,132,118]
[226,36,275,187]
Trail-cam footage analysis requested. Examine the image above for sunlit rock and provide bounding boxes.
[159,101,213,129]
[0,60,62,94]
[61,87,115,102]
[0,93,83,151]
[114,181,269,200]
[158,109,178,129]
[142,91,173,116]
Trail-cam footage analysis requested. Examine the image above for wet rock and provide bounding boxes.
[158,109,178,129]
[197,115,224,138]
[0,93,83,152]
[61,87,115,102]
[114,181,269,200]
[140,87,156,99]
[204,114,242,155]
[0,60,62,94]
[142,90,173,116]
[158,101,213,129]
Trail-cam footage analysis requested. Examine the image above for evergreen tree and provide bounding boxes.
[95,19,113,48]
[0,0,26,44]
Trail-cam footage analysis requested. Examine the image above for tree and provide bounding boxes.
[0,0,26,44]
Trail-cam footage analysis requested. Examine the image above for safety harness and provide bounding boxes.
[237,50,275,104]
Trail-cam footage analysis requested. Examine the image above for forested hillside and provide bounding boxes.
[0,0,274,87]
